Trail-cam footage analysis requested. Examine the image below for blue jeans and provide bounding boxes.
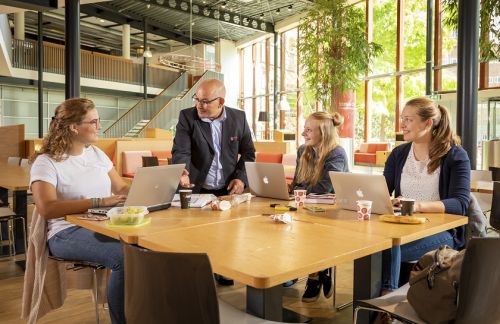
[381,231,456,291]
[48,226,124,324]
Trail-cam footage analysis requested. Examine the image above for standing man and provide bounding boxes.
[172,79,255,196]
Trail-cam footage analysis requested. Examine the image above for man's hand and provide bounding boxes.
[180,169,194,188]
[227,179,244,194]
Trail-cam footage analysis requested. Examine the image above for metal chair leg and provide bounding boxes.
[93,267,100,324]
[7,218,15,256]
[332,265,354,311]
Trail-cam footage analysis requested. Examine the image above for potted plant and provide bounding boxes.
[442,0,499,62]
[298,0,382,138]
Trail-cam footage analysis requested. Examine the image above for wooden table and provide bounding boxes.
[67,197,468,323]
[0,162,30,254]
[138,215,391,321]
[471,180,495,194]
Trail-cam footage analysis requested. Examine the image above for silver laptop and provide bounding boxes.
[329,172,395,215]
[88,164,185,214]
[245,162,294,200]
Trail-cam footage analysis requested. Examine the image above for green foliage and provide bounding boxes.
[298,0,382,111]
[442,0,500,61]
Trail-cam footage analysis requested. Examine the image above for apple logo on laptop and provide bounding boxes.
[356,188,364,198]
[263,176,269,184]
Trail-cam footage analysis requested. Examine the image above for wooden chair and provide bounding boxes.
[48,255,105,324]
[353,238,500,324]
[488,182,500,234]
[0,207,26,258]
[7,156,21,166]
[141,156,159,167]
[123,242,289,324]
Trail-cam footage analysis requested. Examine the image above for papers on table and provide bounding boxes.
[305,193,336,205]
[171,194,217,208]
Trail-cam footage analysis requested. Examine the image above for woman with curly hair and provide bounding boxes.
[292,111,349,302]
[29,98,129,323]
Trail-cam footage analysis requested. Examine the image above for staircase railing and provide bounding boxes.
[140,70,224,136]
[103,72,189,138]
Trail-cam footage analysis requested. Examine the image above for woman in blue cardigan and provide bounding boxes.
[292,111,349,302]
[382,97,470,292]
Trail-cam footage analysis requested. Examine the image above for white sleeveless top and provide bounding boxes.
[400,143,441,201]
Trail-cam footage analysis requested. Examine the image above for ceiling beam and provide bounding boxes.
[135,0,274,33]
[81,3,214,44]
[0,0,58,11]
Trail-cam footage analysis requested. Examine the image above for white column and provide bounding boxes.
[216,39,238,107]
[122,24,130,59]
[14,12,25,41]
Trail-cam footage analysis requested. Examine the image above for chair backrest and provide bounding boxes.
[490,167,500,181]
[7,156,21,166]
[470,170,492,182]
[20,158,29,168]
[489,182,500,231]
[141,156,159,167]
[455,237,500,324]
[123,242,220,324]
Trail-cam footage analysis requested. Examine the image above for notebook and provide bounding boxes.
[88,164,185,214]
[328,172,397,215]
[245,162,294,200]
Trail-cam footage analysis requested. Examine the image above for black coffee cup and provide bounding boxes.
[400,198,415,216]
[179,190,192,209]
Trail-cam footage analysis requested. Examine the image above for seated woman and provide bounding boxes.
[29,98,129,323]
[292,111,349,302]
[382,97,470,293]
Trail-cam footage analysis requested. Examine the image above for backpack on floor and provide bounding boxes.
[407,245,465,324]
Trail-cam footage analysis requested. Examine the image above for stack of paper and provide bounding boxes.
[172,194,217,208]
[305,193,335,205]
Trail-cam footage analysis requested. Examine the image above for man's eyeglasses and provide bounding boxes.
[81,118,100,128]
[192,95,221,106]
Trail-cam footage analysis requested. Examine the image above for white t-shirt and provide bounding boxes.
[30,146,113,240]
[400,143,441,202]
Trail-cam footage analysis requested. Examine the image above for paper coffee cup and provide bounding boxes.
[293,189,307,208]
[400,198,415,216]
[356,200,373,220]
[179,189,192,209]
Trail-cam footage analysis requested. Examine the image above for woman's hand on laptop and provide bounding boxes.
[227,179,244,194]
[180,169,195,188]
[102,195,127,207]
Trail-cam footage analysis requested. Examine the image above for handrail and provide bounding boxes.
[141,70,224,136]
[11,39,180,88]
[103,72,187,133]
[102,72,189,138]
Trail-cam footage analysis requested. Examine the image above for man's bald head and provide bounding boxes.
[194,79,226,120]
[197,79,226,99]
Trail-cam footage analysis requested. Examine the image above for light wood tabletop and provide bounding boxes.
[138,215,392,289]
[66,197,286,243]
[471,180,495,194]
[291,207,469,245]
[0,162,30,191]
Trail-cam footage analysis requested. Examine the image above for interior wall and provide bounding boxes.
[216,39,238,108]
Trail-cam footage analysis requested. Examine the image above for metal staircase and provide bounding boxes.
[103,70,223,138]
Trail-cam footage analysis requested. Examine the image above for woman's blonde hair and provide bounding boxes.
[31,98,96,163]
[296,111,343,186]
[405,97,460,174]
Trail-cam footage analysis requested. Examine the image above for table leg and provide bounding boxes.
[353,252,382,324]
[13,190,27,254]
[246,285,309,322]
[0,187,7,206]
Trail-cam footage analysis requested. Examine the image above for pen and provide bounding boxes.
[274,205,297,212]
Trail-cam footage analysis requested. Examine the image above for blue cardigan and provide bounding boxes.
[384,142,471,247]
[293,144,349,194]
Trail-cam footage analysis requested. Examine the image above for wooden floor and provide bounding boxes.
[0,255,354,324]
